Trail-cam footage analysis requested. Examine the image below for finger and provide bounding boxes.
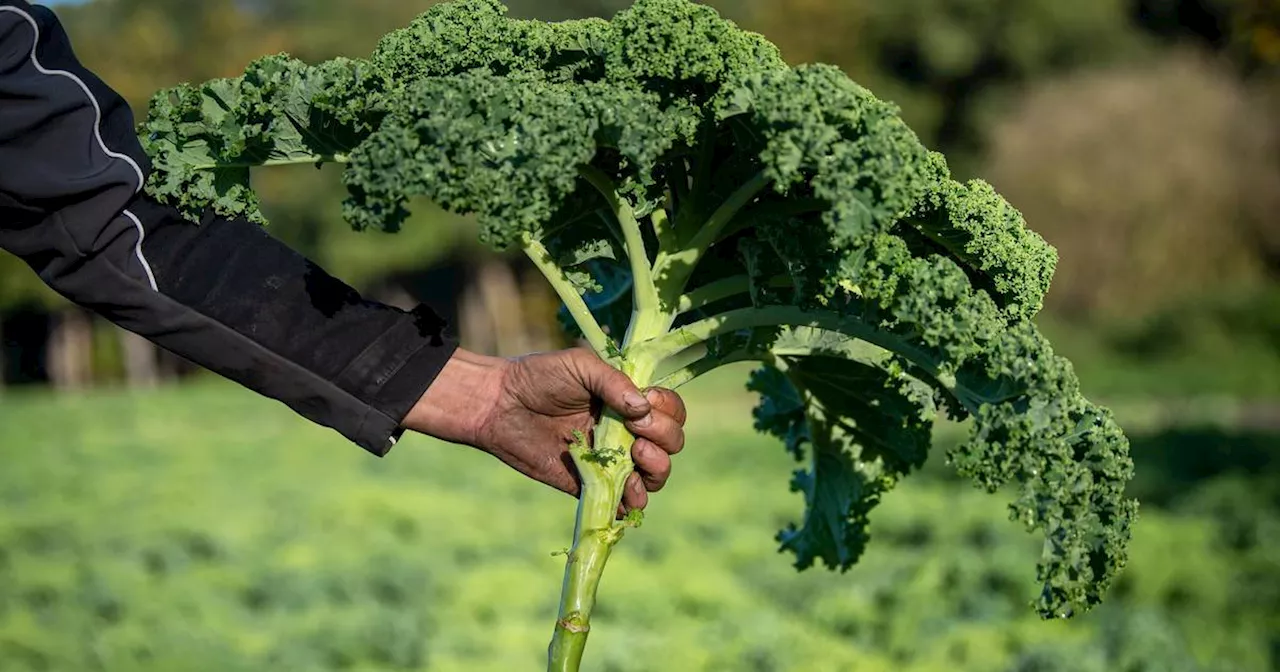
[624,408,684,455]
[621,472,649,511]
[644,388,687,426]
[570,350,651,421]
[632,438,672,492]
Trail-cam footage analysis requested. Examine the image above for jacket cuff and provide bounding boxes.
[337,305,459,456]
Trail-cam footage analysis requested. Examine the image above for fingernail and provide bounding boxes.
[645,388,661,404]
[624,391,647,410]
[633,413,653,429]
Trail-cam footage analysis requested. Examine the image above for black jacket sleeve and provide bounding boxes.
[0,1,459,456]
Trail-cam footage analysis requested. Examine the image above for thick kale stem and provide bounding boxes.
[547,417,630,672]
[548,358,656,672]
[578,165,663,345]
[640,305,831,361]
[522,236,613,357]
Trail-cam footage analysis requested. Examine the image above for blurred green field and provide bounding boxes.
[1,366,1276,672]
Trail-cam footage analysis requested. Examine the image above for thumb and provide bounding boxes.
[569,349,651,420]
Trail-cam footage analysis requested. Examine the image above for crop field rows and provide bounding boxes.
[1,367,1274,671]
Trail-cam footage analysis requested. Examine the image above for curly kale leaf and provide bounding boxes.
[142,55,385,224]
[901,152,1059,321]
[749,350,933,570]
[138,0,1136,623]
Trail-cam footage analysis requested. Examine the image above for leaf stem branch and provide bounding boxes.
[522,235,613,357]
[651,349,762,389]
[675,274,804,315]
[191,153,350,170]
[579,165,663,345]
[653,171,772,310]
[636,305,942,383]
[684,171,770,257]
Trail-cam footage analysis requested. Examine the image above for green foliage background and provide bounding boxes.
[1,0,1277,669]
[1,369,1276,671]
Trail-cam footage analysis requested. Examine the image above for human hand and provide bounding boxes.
[402,348,686,512]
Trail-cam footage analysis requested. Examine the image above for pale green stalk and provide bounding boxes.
[547,355,659,672]
[635,305,934,371]
[544,171,780,672]
[650,209,677,256]
[578,166,664,346]
[522,235,613,357]
[652,171,771,315]
[190,153,350,169]
[675,275,750,314]
[651,349,760,390]
[543,170,678,670]
[674,275,795,315]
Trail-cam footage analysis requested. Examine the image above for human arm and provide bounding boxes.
[0,2,685,508]
[0,0,454,454]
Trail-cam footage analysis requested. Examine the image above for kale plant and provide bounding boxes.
[139,1,1137,669]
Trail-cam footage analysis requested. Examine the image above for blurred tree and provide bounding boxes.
[1132,0,1233,46]
[984,50,1280,321]
[743,0,1146,166]
[1253,78,1280,273]
[501,0,634,20]
[240,0,439,60]
[1231,0,1280,66]
[1134,0,1280,69]
[54,0,293,104]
